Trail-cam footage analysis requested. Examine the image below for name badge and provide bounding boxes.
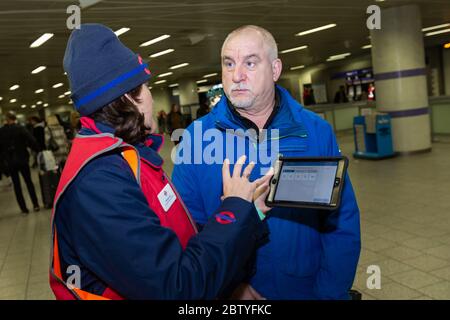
[157,183,177,212]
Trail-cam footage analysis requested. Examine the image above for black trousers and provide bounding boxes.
[10,163,39,212]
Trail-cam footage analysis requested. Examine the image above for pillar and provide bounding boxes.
[371,4,431,153]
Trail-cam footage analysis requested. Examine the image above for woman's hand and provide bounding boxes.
[222,155,258,202]
[221,156,274,209]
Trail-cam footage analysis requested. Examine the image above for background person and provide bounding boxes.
[0,111,41,214]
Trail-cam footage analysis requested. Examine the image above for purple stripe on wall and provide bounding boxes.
[381,107,429,118]
[374,68,426,81]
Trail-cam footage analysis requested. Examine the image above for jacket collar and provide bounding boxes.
[79,117,164,168]
[211,84,307,138]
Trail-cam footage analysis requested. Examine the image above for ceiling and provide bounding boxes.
[0,0,449,114]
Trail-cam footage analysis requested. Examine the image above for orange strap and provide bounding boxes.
[73,288,110,300]
[122,148,139,180]
[53,228,63,279]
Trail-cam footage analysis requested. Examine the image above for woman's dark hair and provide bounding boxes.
[91,84,147,145]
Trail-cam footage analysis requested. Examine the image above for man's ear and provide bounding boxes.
[272,58,282,82]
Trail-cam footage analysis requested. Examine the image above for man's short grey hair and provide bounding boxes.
[221,25,278,61]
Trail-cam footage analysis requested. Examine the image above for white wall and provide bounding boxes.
[151,87,172,114]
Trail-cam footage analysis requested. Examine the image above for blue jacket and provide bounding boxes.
[54,121,268,299]
[172,85,361,299]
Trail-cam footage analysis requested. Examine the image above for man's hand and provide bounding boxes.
[230,283,266,300]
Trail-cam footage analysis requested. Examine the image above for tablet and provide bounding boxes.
[265,156,349,210]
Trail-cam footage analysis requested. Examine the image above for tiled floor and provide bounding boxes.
[0,133,449,300]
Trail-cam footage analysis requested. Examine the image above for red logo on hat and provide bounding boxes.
[138,55,151,75]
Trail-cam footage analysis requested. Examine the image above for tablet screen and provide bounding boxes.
[274,161,338,205]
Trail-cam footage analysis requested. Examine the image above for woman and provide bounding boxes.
[50,23,271,300]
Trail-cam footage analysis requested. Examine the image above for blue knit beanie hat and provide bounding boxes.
[63,24,151,116]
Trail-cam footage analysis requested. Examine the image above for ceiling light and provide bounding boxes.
[43,103,49,107]
[329,52,351,59]
[296,24,336,36]
[290,65,305,71]
[169,83,179,88]
[425,28,450,36]
[196,79,207,84]
[31,105,36,109]
[58,95,65,99]
[154,80,167,84]
[35,89,44,94]
[0,97,3,101]
[170,63,189,70]
[280,45,308,54]
[203,73,218,78]
[9,84,19,91]
[68,100,73,104]
[327,53,351,61]
[21,104,26,109]
[362,44,372,49]
[140,35,171,47]
[64,91,71,96]
[327,57,346,62]
[31,66,46,74]
[36,101,43,105]
[327,57,347,62]
[422,23,450,32]
[64,72,67,75]
[30,33,54,48]
[52,83,64,88]
[114,27,130,37]
[10,99,17,103]
[149,49,174,58]
[148,86,153,90]
[158,72,173,78]
[444,43,450,49]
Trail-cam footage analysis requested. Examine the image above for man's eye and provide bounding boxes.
[224,61,234,68]
[246,61,256,68]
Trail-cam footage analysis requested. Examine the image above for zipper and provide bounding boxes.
[216,121,308,155]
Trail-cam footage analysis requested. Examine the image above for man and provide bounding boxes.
[172,25,361,300]
[0,112,41,213]
[334,85,349,103]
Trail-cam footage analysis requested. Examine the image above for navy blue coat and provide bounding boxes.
[55,123,268,299]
